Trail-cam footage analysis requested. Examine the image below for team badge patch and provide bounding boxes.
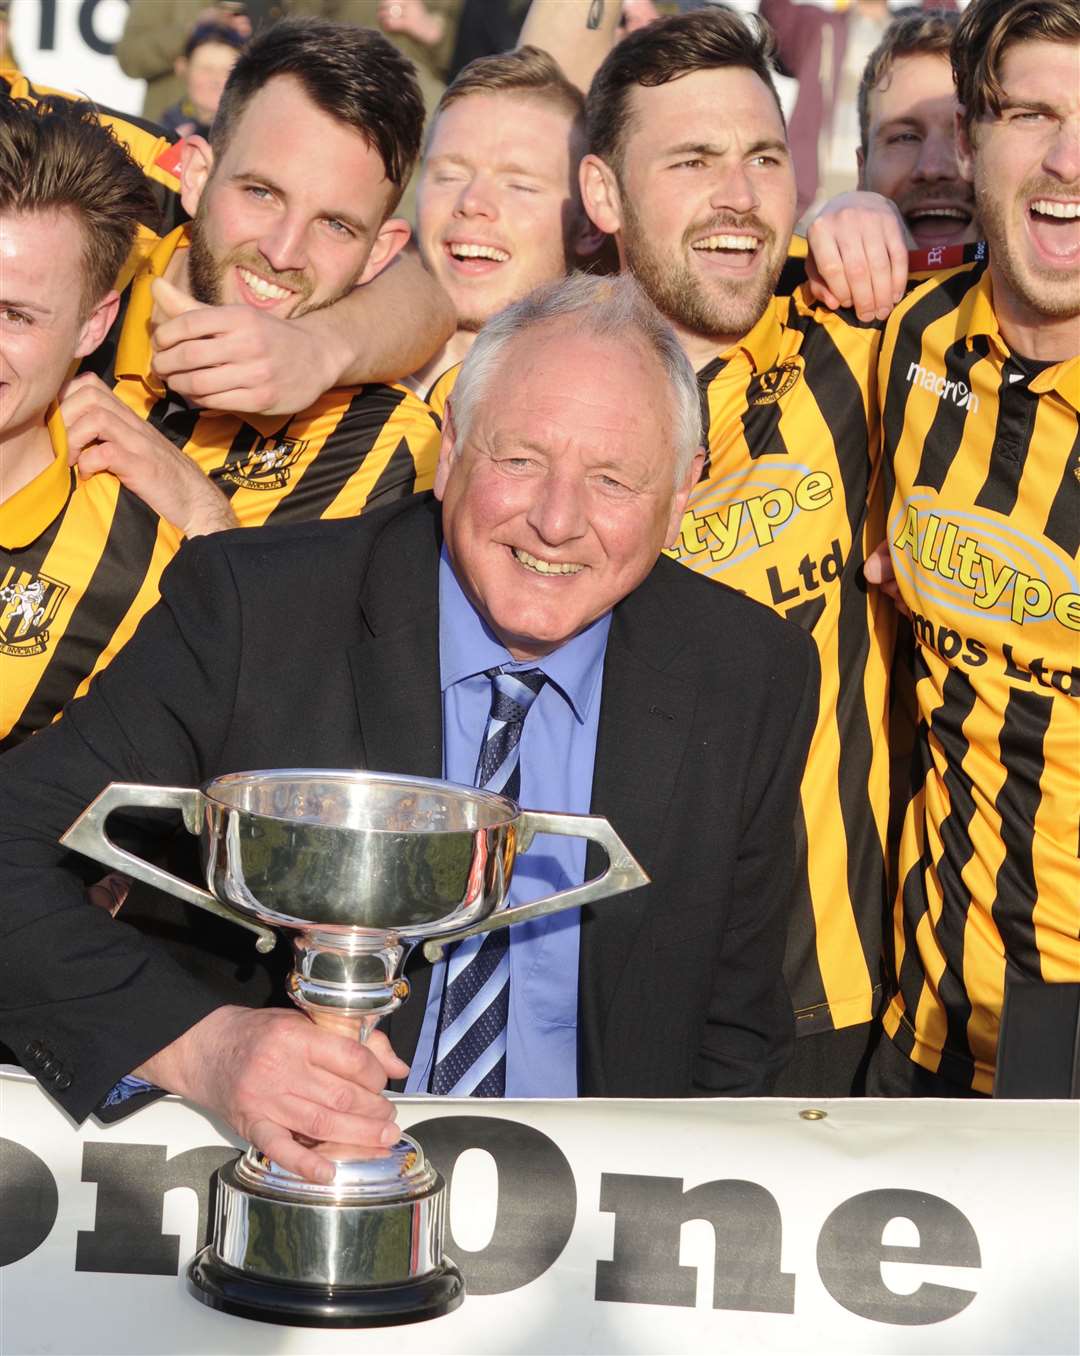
[747,360,802,406]
[219,436,307,491]
[0,569,69,657]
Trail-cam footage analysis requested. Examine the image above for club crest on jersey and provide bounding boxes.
[747,360,802,406]
[0,569,68,657]
[220,436,307,490]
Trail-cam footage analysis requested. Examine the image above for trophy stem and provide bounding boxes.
[286,930,411,1036]
[302,1007,381,1044]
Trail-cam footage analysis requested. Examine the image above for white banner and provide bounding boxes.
[10,0,146,114]
[0,1069,1076,1355]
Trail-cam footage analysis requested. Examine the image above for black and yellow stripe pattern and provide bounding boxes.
[666,286,896,1036]
[879,258,1080,1092]
[0,409,184,746]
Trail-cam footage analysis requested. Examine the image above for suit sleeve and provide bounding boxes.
[0,534,249,1122]
[692,625,820,1095]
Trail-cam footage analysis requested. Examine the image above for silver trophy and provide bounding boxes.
[61,768,648,1328]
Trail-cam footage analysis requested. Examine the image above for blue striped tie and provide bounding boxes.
[430,667,547,1096]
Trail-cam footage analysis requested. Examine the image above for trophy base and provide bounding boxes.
[188,1248,464,1327]
[188,1137,463,1328]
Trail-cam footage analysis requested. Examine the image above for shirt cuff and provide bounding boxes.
[98,1073,157,1110]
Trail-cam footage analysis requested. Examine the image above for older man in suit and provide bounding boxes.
[0,273,817,1186]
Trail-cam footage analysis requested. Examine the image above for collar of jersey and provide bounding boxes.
[0,405,73,548]
[115,224,192,399]
[707,298,784,378]
[963,267,1080,411]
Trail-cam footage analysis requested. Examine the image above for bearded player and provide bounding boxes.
[580,8,895,1095]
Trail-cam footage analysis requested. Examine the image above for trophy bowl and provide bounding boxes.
[61,769,649,1328]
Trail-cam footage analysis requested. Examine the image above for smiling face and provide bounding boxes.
[582,66,796,364]
[435,323,697,659]
[417,92,585,333]
[960,38,1080,346]
[180,74,407,318]
[0,209,112,448]
[859,51,977,248]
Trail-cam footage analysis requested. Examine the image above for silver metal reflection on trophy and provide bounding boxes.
[61,768,649,1328]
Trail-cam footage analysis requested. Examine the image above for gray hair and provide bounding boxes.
[448,272,704,485]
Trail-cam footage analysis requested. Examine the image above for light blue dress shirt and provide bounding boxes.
[403,548,611,1098]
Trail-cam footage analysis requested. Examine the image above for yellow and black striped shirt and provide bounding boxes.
[0,407,184,746]
[1,230,441,748]
[878,258,1080,1092]
[666,287,896,1035]
[82,226,442,527]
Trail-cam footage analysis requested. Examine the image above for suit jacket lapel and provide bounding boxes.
[345,499,443,1066]
[578,563,699,1094]
[346,500,443,780]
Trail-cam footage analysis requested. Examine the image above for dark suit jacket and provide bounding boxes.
[0,497,818,1121]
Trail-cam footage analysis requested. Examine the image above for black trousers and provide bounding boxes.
[770,1019,882,1097]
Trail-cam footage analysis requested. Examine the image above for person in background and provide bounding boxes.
[160,21,247,140]
[409,45,605,415]
[855,8,975,252]
[373,0,462,108]
[449,0,528,80]
[116,1,258,125]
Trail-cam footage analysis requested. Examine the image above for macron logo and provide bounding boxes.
[906,361,980,414]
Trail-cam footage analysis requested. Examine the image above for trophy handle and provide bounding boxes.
[422,810,649,962]
[60,782,276,953]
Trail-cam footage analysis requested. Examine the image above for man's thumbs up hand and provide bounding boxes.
[149,275,337,415]
[151,275,207,320]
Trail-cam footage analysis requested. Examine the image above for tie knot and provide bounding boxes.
[487,666,547,722]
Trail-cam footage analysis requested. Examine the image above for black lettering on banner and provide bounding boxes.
[0,1138,59,1267]
[816,1188,980,1324]
[37,0,58,48]
[410,1116,576,1295]
[595,1174,796,1313]
[78,0,117,55]
[75,1144,238,1275]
